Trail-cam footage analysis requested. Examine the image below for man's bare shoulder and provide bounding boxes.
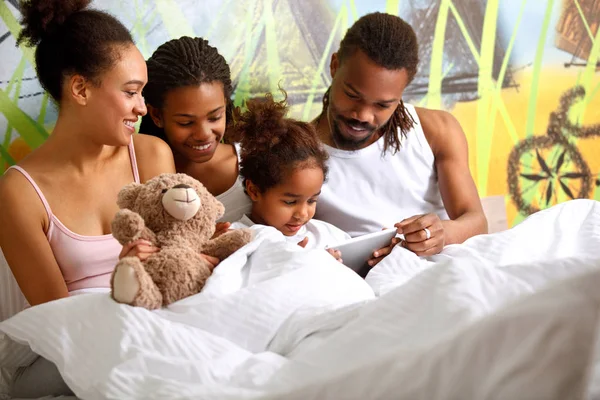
[414,107,461,134]
[414,107,465,154]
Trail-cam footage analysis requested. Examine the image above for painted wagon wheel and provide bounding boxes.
[507,135,592,216]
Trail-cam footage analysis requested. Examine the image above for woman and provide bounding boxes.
[0,0,207,396]
[140,36,252,224]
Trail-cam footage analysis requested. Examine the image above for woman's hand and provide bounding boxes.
[120,239,219,271]
[201,254,220,270]
[119,239,159,261]
[212,222,231,239]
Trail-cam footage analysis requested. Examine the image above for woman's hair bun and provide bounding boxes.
[17,0,91,46]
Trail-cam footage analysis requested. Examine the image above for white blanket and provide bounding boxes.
[1,199,600,400]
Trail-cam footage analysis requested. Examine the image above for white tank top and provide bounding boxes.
[216,143,252,223]
[315,104,449,237]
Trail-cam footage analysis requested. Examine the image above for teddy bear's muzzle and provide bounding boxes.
[161,185,201,221]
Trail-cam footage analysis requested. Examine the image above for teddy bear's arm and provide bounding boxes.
[200,229,253,260]
[111,209,157,245]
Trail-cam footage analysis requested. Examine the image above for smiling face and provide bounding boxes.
[327,49,410,150]
[148,82,227,164]
[247,164,324,236]
[81,44,148,146]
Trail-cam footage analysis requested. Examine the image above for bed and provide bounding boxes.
[1,199,600,400]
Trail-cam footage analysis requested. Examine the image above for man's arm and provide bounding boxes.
[417,107,488,245]
[368,107,488,263]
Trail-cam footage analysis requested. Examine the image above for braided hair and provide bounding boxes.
[321,12,419,154]
[140,36,233,143]
[229,91,329,194]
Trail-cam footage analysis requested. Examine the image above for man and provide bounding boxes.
[313,12,487,263]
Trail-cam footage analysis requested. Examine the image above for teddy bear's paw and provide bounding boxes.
[241,228,254,243]
[112,209,146,245]
[112,263,140,305]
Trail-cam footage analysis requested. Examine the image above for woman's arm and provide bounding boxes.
[0,172,69,306]
[132,133,176,182]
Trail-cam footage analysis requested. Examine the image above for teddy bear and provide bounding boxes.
[110,173,253,310]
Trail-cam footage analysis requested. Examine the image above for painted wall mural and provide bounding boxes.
[0,0,598,226]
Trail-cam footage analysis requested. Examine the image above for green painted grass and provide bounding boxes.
[525,0,555,138]
[427,0,451,110]
[234,7,266,107]
[155,0,195,38]
[0,88,48,150]
[385,0,400,15]
[475,0,500,197]
[264,0,283,97]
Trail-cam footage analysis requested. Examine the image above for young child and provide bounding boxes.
[228,93,349,261]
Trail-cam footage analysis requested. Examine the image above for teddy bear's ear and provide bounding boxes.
[116,182,142,209]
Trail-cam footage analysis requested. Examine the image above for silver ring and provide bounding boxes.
[423,227,431,240]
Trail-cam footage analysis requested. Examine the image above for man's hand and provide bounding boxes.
[395,213,445,256]
[367,231,401,267]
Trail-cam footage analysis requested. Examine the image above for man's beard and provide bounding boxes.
[327,106,377,151]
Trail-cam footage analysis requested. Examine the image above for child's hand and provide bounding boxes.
[297,237,309,248]
[326,248,343,263]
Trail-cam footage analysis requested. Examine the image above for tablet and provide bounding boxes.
[327,228,398,277]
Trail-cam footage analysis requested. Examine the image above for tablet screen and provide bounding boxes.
[327,228,398,277]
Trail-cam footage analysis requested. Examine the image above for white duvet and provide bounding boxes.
[1,199,600,400]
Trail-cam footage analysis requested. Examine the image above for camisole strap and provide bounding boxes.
[7,165,53,222]
[128,137,140,183]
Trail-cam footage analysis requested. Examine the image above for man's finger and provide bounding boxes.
[400,215,439,235]
[368,255,386,267]
[394,215,422,233]
[404,238,437,252]
[403,228,434,243]
[368,238,400,266]
[414,246,442,257]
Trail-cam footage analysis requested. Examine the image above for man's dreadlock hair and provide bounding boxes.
[322,12,419,154]
[140,36,234,143]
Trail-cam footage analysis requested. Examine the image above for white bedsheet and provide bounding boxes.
[1,199,600,400]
